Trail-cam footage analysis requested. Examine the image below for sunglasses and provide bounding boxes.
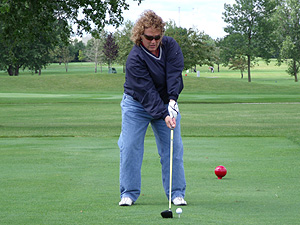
[143,34,161,41]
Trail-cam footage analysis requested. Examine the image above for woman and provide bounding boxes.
[118,10,187,206]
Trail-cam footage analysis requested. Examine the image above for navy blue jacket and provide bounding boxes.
[124,36,184,120]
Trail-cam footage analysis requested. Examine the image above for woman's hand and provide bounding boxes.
[165,115,176,129]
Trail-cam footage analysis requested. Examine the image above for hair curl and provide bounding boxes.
[131,10,165,46]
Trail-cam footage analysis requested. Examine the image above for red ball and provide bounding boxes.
[215,165,227,179]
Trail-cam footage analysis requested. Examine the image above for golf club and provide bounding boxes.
[161,129,174,218]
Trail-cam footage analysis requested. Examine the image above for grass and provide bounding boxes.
[0,61,300,224]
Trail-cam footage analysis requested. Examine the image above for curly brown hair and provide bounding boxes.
[131,10,165,46]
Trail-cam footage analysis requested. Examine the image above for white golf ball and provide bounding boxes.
[176,208,182,214]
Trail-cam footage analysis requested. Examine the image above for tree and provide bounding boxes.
[165,21,213,70]
[274,0,300,82]
[61,44,75,73]
[115,20,134,73]
[85,33,106,73]
[103,33,119,70]
[0,1,9,13]
[212,39,222,72]
[228,55,248,78]
[78,50,86,62]
[220,33,254,79]
[49,21,73,66]
[56,0,142,36]
[71,39,86,62]
[165,22,191,69]
[0,1,64,75]
[0,0,142,75]
[223,0,277,82]
[188,28,214,69]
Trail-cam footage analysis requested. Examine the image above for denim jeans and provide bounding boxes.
[118,93,186,202]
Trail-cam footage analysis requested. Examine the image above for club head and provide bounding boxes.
[161,210,173,218]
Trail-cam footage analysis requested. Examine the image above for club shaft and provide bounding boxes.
[169,129,174,210]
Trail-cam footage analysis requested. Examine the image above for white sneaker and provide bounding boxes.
[172,197,187,206]
[119,197,134,206]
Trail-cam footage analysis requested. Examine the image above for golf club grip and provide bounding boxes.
[169,129,174,210]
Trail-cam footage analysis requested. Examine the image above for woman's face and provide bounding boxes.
[140,27,162,54]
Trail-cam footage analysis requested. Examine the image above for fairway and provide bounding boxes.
[0,62,300,224]
[0,137,299,224]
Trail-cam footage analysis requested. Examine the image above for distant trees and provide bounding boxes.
[221,0,299,82]
[274,0,300,82]
[1,0,299,81]
[103,33,119,70]
[222,0,277,82]
[82,31,119,73]
[61,45,75,73]
[210,39,221,73]
[165,21,213,70]
[85,36,105,73]
[228,55,248,79]
[220,33,250,78]
[115,21,134,73]
[72,39,86,62]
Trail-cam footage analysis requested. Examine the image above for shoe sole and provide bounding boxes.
[119,204,132,206]
[119,200,134,206]
[173,203,187,206]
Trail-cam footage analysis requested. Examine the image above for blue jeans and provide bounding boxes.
[118,93,186,202]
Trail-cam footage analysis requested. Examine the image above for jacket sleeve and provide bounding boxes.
[126,54,169,120]
[165,37,184,101]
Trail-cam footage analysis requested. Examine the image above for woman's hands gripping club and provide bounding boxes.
[165,100,179,129]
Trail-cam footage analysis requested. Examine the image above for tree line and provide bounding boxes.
[56,20,216,75]
[0,0,141,76]
[0,0,299,82]
[221,0,299,82]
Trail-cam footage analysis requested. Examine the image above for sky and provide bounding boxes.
[118,0,236,39]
